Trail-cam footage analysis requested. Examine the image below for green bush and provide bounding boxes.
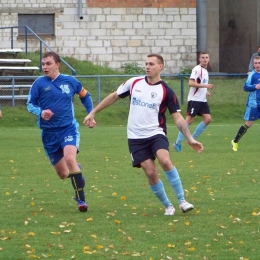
[121,63,145,75]
[180,67,192,74]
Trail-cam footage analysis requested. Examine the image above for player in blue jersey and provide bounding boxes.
[27,51,95,212]
[83,53,203,216]
[231,56,260,151]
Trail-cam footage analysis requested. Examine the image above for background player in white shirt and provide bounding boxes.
[84,53,203,215]
[173,52,214,152]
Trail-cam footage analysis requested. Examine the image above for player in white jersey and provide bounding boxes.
[173,52,214,152]
[84,53,203,216]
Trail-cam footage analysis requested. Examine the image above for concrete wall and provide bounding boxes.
[0,0,197,74]
[218,0,258,72]
[206,0,219,72]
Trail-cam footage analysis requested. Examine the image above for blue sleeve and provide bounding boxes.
[80,92,93,114]
[244,72,257,92]
[27,81,42,117]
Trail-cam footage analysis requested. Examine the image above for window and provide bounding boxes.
[18,14,54,36]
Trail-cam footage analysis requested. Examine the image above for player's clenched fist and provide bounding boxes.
[83,114,96,128]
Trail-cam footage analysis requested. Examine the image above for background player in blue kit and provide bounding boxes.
[27,51,95,212]
[248,45,260,74]
[231,56,260,151]
[173,52,214,152]
[84,53,203,216]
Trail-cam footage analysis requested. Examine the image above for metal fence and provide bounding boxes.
[0,73,248,108]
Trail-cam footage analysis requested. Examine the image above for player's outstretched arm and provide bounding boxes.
[83,91,120,128]
[171,112,204,154]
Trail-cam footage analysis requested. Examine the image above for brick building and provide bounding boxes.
[0,0,259,73]
[0,0,197,74]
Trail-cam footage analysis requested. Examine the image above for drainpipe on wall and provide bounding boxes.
[78,0,83,20]
[196,0,207,63]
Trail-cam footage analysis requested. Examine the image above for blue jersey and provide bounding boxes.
[244,70,260,108]
[27,74,90,131]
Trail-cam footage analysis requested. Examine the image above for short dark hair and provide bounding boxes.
[42,51,61,63]
[199,51,209,56]
[147,53,164,65]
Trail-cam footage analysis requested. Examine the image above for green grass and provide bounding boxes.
[0,122,259,260]
[18,51,123,76]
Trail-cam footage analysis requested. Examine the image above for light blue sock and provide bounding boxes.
[165,167,184,204]
[150,180,171,208]
[192,121,207,139]
[175,123,189,145]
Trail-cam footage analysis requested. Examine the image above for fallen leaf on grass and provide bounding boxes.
[50,232,60,235]
[132,252,141,256]
[83,245,90,253]
[233,218,241,223]
[122,251,131,255]
[107,212,116,216]
[1,237,10,241]
[219,225,227,229]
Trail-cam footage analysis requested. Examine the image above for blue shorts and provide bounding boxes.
[128,134,169,168]
[244,106,260,121]
[42,123,80,165]
[186,101,210,117]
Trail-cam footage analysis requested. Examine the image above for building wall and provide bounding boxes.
[0,0,197,74]
[206,0,219,72]
[218,0,258,72]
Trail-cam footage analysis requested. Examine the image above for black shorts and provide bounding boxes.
[128,134,169,168]
[186,101,210,117]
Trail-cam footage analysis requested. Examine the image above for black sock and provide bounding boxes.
[68,172,85,201]
[234,124,249,143]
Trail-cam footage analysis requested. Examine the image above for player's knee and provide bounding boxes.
[159,158,172,171]
[204,117,212,125]
[56,171,69,179]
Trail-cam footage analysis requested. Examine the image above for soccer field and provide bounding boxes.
[0,124,259,260]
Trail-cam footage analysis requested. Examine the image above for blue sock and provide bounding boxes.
[176,123,189,144]
[165,167,184,204]
[192,121,207,139]
[150,180,171,208]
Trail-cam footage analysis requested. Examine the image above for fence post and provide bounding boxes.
[11,77,15,107]
[180,74,184,105]
[97,76,101,103]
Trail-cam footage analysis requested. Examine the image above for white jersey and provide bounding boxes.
[116,76,181,139]
[187,65,209,102]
